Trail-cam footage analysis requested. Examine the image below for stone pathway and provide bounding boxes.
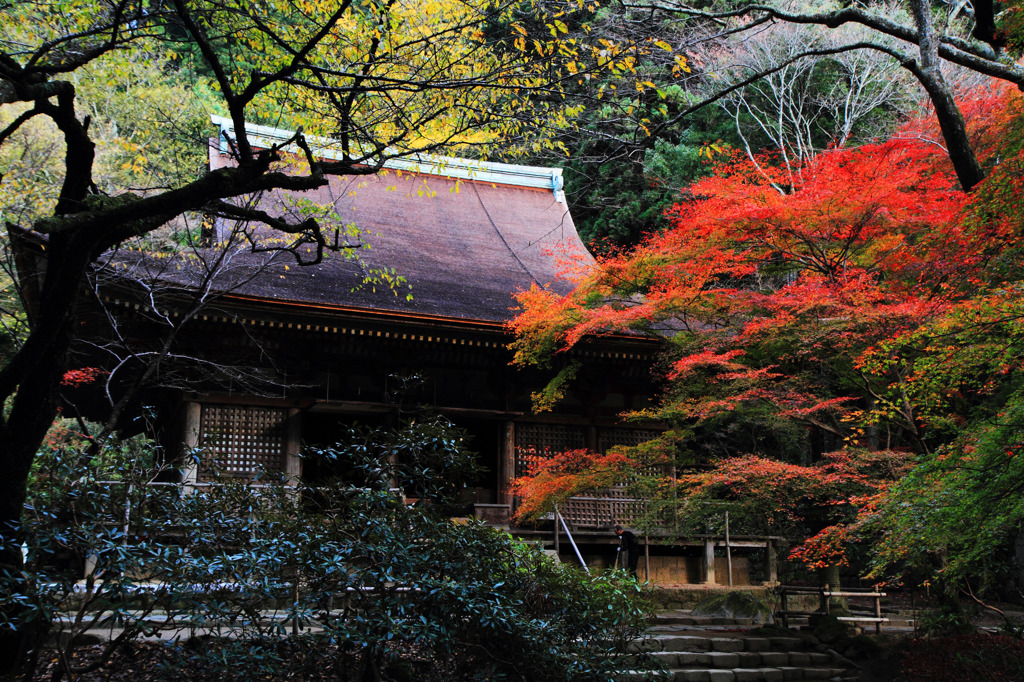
[618,612,891,681]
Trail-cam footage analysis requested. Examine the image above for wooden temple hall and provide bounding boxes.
[17,118,780,585]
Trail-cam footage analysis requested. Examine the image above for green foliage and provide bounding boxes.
[865,390,1024,596]
[690,591,773,624]
[561,92,740,251]
[0,42,210,227]
[913,607,974,638]
[4,423,648,680]
[530,359,580,413]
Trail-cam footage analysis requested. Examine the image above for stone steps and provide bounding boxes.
[653,615,761,627]
[618,625,858,682]
[620,669,852,681]
[650,609,916,631]
[644,649,837,667]
[632,635,803,653]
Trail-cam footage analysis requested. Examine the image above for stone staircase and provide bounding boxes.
[619,613,860,681]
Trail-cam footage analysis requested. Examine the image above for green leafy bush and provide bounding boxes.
[4,419,647,681]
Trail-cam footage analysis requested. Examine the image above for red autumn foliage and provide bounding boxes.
[509,84,1024,572]
[677,450,911,564]
[41,418,92,451]
[789,525,853,570]
[511,447,667,522]
[512,443,911,568]
[60,367,107,387]
[511,85,1024,433]
[511,116,984,432]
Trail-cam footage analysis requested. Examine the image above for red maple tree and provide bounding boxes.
[509,83,1024,572]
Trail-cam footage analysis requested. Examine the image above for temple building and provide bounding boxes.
[13,118,778,584]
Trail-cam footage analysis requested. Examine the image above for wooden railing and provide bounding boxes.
[556,493,645,529]
[777,584,889,633]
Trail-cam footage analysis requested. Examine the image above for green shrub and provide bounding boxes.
[4,419,648,680]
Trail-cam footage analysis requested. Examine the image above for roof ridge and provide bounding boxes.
[210,116,566,200]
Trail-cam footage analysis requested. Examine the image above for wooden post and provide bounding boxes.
[553,502,560,559]
[644,533,650,583]
[874,591,883,634]
[781,588,789,628]
[821,584,831,615]
[704,538,716,585]
[182,401,202,487]
[498,422,515,505]
[767,539,778,584]
[725,511,733,587]
[285,408,302,486]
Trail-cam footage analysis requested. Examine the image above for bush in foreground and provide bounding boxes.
[5,419,648,681]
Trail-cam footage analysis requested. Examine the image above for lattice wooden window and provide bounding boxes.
[596,426,667,504]
[512,423,666,529]
[596,427,662,453]
[199,405,288,480]
[514,423,585,478]
[559,496,646,529]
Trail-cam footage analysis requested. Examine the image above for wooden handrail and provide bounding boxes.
[776,584,889,634]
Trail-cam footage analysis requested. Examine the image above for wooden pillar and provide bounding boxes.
[498,421,515,505]
[725,511,733,587]
[703,538,716,585]
[767,539,778,584]
[182,401,202,486]
[285,408,302,486]
[553,503,560,558]
[644,533,650,584]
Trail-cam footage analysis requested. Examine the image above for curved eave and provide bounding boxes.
[214,291,665,352]
[219,292,508,333]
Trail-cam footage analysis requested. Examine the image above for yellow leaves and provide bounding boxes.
[672,54,690,76]
[698,141,724,160]
[415,181,437,199]
[2,0,596,237]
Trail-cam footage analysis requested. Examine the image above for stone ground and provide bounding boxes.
[27,588,1024,681]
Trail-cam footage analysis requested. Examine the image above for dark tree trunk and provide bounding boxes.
[909,0,986,192]
[0,232,97,675]
[971,0,1005,52]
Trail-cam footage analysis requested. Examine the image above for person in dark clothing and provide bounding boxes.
[614,524,641,579]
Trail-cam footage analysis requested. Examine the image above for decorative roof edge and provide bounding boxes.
[211,115,565,202]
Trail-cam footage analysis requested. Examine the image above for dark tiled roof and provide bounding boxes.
[122,137,591,326]
[221,168,591,323]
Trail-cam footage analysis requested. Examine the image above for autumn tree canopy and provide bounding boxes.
[533,0,1024,253]
[510,79,1024,597]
